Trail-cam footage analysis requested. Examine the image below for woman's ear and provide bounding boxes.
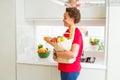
[71,17,75,23]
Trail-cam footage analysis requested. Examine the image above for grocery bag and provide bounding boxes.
[45,27,76,63]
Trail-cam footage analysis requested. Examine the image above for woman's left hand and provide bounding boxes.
[53,49,57,60]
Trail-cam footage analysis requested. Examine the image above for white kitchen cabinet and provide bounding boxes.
[51,66,60,80]
[50,65,106,80]
[17,64,60,80]
[17,64,106,80]
[17,64,51,80]
[24,0,106,20]
[24,0,65,19]
[78,68,106,80]
[79,6,106,19]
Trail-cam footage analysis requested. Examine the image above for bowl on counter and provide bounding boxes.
[38,52,50,58]
[37,48,50,58]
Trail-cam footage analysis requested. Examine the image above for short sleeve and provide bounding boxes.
[72,27,83,45]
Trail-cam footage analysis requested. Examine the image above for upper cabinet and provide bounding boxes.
[24,0,106,20]
[79,6,106,19]
[24,0,65,19]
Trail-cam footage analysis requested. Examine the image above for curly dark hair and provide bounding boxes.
[66,7,81,24]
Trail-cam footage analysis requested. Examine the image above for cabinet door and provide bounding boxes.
[24,0,106,20]
[78,68,106,80]
[24,0,65,19]
[51,66,60,80]
[17,64,51,80]
[79,6,106,19]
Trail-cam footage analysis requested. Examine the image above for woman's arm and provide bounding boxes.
[55,43,80,59]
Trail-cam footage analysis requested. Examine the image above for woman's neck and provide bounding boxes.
[68,24,76,39]
[69,24,76,31]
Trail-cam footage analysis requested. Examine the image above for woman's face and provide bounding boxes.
[63,12,74,27]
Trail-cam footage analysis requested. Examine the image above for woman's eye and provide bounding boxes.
[64,17,67,19]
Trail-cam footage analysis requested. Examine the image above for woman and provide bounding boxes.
[54,7,83,80]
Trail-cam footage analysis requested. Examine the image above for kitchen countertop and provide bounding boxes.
[17,53,106,70]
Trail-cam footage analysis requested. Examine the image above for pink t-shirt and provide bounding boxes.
[58,27,83,72]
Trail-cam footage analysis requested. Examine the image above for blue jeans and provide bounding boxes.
[60,71,80,80]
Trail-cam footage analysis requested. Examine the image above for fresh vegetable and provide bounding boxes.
[37,44,50,58]
[89,37,100,45]
[38,44,43,49]
[44,36,67,43]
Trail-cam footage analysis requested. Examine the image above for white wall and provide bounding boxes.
[0,0,16,80]
[107,6,120,80]
[16,0,35,56]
